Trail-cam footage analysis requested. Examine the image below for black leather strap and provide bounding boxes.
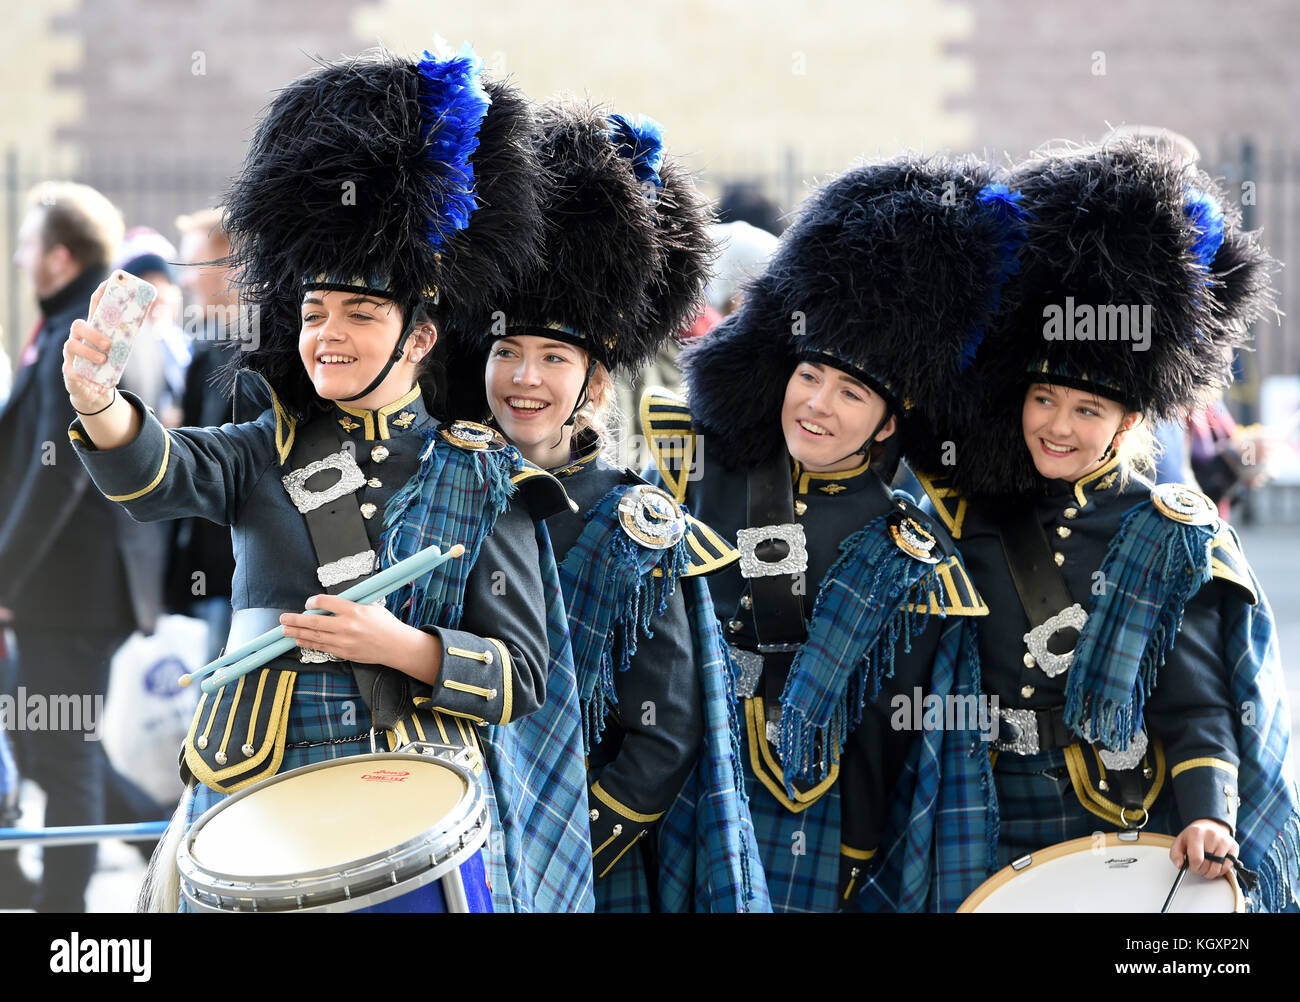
[993,499,1078,645]
[744,449,807,652]
[291,418,375,592]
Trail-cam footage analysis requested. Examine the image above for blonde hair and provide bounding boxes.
[26,181,124,270]
[573,362,625,464]
[1117,411,1158,486]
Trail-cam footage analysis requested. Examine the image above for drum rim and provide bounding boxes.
[177,752,489,912]
[957,831,1245,914]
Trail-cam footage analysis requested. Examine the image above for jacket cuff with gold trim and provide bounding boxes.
[424,626,518,726]
[67,390,171,502]
[588,780,661,878]
[1170,757,1240,833]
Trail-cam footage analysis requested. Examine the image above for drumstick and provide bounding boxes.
[1160,859,1189,913]
[179,543,466,691]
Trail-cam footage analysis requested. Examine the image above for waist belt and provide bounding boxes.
[992,705,1075,755]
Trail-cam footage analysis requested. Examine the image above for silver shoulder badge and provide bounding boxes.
[888,512,942,564]
[440,420,507,452]
[617,484,687,550]
[1150,483,1219,526]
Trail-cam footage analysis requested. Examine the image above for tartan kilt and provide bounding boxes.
[593,842,655,913]
[992,747,1179,868]
[743,753,841,913]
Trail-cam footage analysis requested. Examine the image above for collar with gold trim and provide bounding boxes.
[791,457,875,497]
[550,428,603,479]
[332,384,425,441]
[1065,452,1123,510]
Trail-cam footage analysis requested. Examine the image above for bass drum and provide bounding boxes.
[959,831,1244,913]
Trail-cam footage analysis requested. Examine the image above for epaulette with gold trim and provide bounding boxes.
[652,514,738,578]
[510,463,578,519]
[638,386,697,505]
[232,368,296,466]
[902,554,989,617]
[912,468,968,541]
[1209,525,1259,605]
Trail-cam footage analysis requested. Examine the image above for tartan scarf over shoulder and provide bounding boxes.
[1066,502,1300,911]
[558,485,688,750]
[776,510,948,790]
[378,433,595,911]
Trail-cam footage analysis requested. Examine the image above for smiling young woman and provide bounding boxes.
[647,153,1029,913]
[913,140,1298,911]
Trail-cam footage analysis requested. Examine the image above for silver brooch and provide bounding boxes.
[617,484,687,550]
[316,549,376,588]
[281,450,366,514]
[1023,603,1088,678]
[736,523,808,578]
[729,645,764,699]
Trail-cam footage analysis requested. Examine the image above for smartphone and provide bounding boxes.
[72,268,158,389]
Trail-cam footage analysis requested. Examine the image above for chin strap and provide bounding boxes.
[548,360,599,450]
[825,408,895,471]
[337,302,420,403]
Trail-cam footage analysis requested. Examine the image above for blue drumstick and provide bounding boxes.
[182,543,465,693]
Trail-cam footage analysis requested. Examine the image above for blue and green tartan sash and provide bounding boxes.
[379,433,595,911]
[646,576,771,912]
[557,486,688,750]
[776,511,949,791]
[378,429,516,626]
[477,523,596,912]
[1066,502,1300,911]
[857,617,996,912]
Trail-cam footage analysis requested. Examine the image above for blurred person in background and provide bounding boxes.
[166,208,237,663]
[114,227,191,428]
[0,181,165,911]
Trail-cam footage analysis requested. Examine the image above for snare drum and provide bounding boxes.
[959,832,1244,913]
[178,752,492,912]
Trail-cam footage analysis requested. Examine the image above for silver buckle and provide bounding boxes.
[992,707,1040,755]
[729,645,764,699]
[1023,603,1088,678]
[281,450,367,514]
[736,523,808,578]
[316,549,377,588]
[1083,724,1150,772]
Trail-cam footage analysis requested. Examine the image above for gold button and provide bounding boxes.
[1143,766,1154,779]
[487,688,498,699]
[367,478,382,488]
[371,445,389,463]
[1063,507,1078,520]
[740,595,752,610]
[215,751,227,765]
[1053,552,1065,566]
[794,500,808,516]
[1224,784,1234,796]
[360,503,377,519]
[1098,779,1109,792]
[728,620,743,633]
[1056,525,1071,538]
[612,824,623,836]
[589,809,599,822]
[1023,652,1036,668]
[1020,685,1035,699]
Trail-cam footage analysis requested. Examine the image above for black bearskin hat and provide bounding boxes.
[440,101,713,421]
[221,44,546,417]
[939,139,1278,498]
[682,153,1029,471]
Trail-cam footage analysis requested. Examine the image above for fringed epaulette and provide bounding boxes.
[639,385,697,504]
[1149,482,1258,604]
[232,368,295,466]
[511,463,578,519]
[911,467,968,541]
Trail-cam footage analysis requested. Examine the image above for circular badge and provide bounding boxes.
[888,513,942,564]
[440,420,506,452]
[617,484,687,550]
[1150,483,1218,526]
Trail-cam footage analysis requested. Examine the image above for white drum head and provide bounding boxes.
[959,832,1244,913]
[192,757,467,876]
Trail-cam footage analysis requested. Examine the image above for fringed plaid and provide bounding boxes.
[656,577,770,912]
[857,618,996,912]
[558,486,687,750]
[777,514,946,790]
[1067,505,1299,911]
[1064,500,1216,750]
[476,522,596,912]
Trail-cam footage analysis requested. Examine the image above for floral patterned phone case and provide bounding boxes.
[73,268,157,388]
